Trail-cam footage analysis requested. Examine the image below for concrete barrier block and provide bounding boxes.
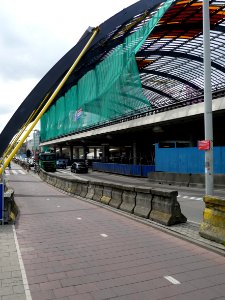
[51,176,57,187]
[61,179,67,192]
[200,196,225,244]
[93,183,103,202]
[109,184,123,208]
[70,181,78,194]
[3,188,18,223]
[86,184,95,199]
[149,188,187,226]
[65,180,73,193]
[120,186,136,213]
[133,187,152,218]
[55,178,61,189]
[80,183,88,198]
[75,182,82,196]
[101,184,112,205]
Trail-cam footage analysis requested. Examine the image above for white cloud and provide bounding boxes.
[0,0,137,134]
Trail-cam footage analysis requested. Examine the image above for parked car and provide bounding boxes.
[56,159,67,169]
[71,162,88,173]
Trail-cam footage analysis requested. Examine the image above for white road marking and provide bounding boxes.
[77,217,82,220]
[100,234,108,238]
[13,225,32,300]
[5,170,10,175]
[57,205,61,208]
[18,170,26,175]
[12,170,17,175]
[179,195,203,201]
[164,276,180,285]
[46,198,50,201]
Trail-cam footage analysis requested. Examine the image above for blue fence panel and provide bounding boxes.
[155,144,225,174]
[142,165,156,177]
[92,163,155,177]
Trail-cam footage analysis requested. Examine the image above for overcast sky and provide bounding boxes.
[0,0,138,135]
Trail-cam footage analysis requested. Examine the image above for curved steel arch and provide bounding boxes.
[142,84,176,101]
[140,69,200,90]
[0,0,165,156]
[137,50,225,73]
[2,0,225,155]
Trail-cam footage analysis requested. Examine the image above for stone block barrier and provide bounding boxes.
[109,183,123,208]
[2,186,18,224]
[120,185,136,213]
[134,187,152,218]
[92,182,104,202]
[39,169,187,226]
[150,189,187,226]
[101,183,112,205]
[200,196,225,244]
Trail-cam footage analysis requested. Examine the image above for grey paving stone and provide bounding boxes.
[2,295,26,300]
[0,287,13,297]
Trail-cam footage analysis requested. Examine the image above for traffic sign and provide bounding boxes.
[198,140,211,150]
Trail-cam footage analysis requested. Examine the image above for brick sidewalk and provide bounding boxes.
[2,172,225,300]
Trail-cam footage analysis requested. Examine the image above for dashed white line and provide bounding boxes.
[164,276,180,285]
[46,198,50,201]
[100,234,108,238]
[196,197,202,201]
[77,217,82,220]
[57,205,61,208]
[179,195,203,201]
[18,170,26,175]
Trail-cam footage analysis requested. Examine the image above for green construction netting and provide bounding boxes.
[41,0,173,142]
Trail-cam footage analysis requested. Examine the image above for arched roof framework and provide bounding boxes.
[1,0,225,155]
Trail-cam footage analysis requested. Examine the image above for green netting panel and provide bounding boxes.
[41,0,174,142]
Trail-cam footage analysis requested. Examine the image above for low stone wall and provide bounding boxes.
[2,186,18,223]
[39,170,187,226]
[200,196,225,244]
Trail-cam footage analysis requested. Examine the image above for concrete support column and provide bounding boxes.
[102,145,109,163]
[94,148,97,159]
[59,146,63,157]
[69,145,73,161]
[133,142,137,165]
[83,146,89,160]
[74,148,79,159]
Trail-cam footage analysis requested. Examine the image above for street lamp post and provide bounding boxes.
[203,0,213,195]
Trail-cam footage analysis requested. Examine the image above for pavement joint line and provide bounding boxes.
[12,225,32,300]
[164,276,180,284]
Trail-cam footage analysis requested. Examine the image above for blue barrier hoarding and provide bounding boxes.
[0,183,3,220]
